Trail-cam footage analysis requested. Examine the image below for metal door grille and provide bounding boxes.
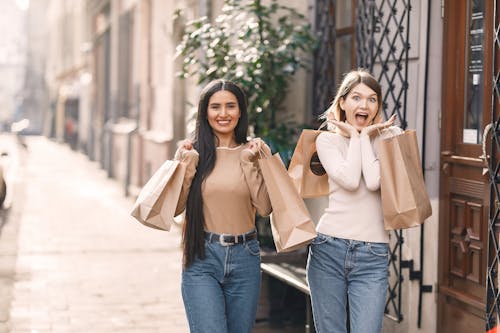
[313,0,336,117]
[356,0,413,323]
[486,1,500,330]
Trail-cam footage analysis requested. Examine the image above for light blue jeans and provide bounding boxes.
[181,238,261,333]
[306,234,389,333]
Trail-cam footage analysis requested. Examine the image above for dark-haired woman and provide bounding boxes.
[174,79,272,333]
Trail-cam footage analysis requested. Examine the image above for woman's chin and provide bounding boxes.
[354,125,365,132]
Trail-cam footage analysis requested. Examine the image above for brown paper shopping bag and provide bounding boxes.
[288,129,329,198]
[379,130,432,230]
[258,152,317,252]
[130,160,186,231]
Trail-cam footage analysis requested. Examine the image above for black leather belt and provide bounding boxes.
[205,229,257,246]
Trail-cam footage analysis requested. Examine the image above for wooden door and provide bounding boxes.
[438,1,493,332]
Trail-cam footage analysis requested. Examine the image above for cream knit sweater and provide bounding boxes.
[315,127,402,243]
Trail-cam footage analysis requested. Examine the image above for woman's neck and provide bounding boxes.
[215,135,238,148]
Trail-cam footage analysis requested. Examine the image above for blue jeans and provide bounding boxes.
[181,238,261,333]
[306,234,389,333]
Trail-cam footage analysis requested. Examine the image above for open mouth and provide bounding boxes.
[355,112,369,122]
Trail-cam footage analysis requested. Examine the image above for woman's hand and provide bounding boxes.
[329,119,359,138]
[178,139,194,151]
[247,138,267,154]
[241,138,270,162]
[175,139,198,160]
[360,114,397,137]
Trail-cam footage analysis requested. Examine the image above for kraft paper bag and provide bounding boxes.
[379,130,432,230]
[130,159,186,231]
[258,151,317,252]
[288,129,329,198]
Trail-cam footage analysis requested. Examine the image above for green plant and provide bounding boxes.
[175,0,317,161]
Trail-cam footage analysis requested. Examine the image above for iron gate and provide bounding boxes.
[313,0,336,117]
[355,0,411,323]
[355,0,432,326]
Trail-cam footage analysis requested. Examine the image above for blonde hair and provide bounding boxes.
[322,69,383,132]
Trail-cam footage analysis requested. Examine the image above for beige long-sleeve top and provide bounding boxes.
[175,144,272,235]
[315,126,402,243]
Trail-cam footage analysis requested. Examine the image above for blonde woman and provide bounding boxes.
[306,69,400,333]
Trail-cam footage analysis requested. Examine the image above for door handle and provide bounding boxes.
[458,240,468,253]
[442,162,450,175]
[479,123,492,163]
[480,123,493,176]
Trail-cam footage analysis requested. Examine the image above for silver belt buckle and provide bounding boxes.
[219,234,232,246]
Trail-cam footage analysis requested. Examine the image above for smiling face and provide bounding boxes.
[207,90,241,144]
[340,83,380,132]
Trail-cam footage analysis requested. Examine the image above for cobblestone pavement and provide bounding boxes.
[0,135,189,333]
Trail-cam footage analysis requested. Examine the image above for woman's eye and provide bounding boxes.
[352,95,360,101]
[369,98,377,103]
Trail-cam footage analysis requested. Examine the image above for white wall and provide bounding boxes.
[0,1,28,123]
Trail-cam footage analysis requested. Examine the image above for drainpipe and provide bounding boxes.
[417,0,433,328]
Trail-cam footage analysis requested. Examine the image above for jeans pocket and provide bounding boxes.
[244,239,261,256]
[368,242,389,257]
[311,233,329,246]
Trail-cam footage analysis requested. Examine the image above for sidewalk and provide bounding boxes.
[0,136,189,332]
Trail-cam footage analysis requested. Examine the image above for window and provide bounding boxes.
[463,0,485,144]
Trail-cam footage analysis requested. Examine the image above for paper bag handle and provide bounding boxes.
[257,146,272,159]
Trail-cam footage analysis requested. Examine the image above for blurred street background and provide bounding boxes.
[0,134,188,332]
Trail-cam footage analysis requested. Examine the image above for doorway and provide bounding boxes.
[438,0,493,331]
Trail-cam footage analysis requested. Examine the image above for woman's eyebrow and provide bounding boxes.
[351,90,377,97]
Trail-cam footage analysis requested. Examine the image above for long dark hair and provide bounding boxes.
[183,79,249,267]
